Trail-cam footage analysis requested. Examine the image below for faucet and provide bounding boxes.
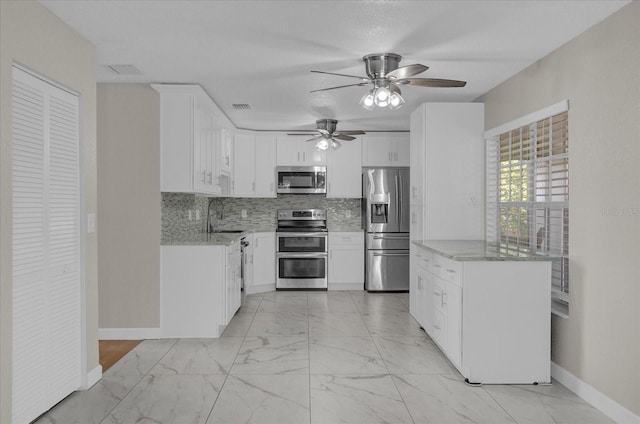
[206,198,225,233]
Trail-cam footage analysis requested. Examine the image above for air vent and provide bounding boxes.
[232,104,251,110]
[107,64,143,75]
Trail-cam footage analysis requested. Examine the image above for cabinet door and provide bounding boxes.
[226,241,241,323]
[361,136,392,166]
[251,232,276,292]
[327,137,362,198]
[219,127,233,175]
[254,135,277,197]
[328,232,364,286]
[410,204,424,241]
[409,107,425,205]
[392,135,410,166]
[194,96,219,195]
[159,92,194,192]
[410,250,424,325]
[300,137,327,165]
[233,133,256,197]
[277,136,326,165]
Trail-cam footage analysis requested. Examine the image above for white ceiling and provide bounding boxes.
[40,0,628,132]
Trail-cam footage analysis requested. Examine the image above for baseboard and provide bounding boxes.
[98,327,162,340]
[551,361,640,424]
[328,283,364,291]
[81,365,102,390]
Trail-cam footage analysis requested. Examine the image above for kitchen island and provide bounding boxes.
[410,239,555,385]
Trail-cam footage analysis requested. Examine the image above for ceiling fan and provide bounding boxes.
[311,53,467,110]
[287,119,365,150]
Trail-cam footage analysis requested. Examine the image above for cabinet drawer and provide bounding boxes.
[431,253,445,277]
[330,232,364,245]
[415,249,432,271]
[441,257,463,286]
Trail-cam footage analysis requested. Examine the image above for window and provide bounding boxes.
[486,102,569,317]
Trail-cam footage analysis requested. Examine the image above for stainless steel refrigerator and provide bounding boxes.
[362,167,410,291]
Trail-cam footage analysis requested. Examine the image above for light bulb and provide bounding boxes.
[389,92,405,110]
[359,91,375,110]
[374,87,391,107]
[315,138,329,151]
[331,139,341,150]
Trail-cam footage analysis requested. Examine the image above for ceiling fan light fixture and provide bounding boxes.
[359,90,375,110]
[374,86,390,105]
[389,91,405,110]
[315,138,330,151]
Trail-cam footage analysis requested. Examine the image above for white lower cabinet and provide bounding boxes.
[410,244,551,384]
[246,232,276,294]
[161,241,241,338]
[328,231,364,290]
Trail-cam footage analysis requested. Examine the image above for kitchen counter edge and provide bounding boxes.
[412,239,559,262]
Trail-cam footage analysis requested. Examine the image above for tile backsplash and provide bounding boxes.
[161,193,362,240]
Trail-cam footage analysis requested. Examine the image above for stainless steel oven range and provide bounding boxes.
[276,209,328,290]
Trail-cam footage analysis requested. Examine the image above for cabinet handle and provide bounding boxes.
[446,269,456,274]
[442,291,447,307]
[388,152,392,162]
[201,171,206,183]
[297,152,300,161]
[270,182,274,193]
[252,182,256,192]
[433,264,441,268]
[433,291,442,296]
[433,324,441,330]
[303,152,306,162]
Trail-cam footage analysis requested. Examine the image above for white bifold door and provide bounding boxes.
[11,66,82,424]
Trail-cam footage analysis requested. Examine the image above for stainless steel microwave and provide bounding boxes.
[276,166,326,194]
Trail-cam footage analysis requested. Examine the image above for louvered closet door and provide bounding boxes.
[12,67,81,424]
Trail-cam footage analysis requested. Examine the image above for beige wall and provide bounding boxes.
[477,2,640,415]
[97,84,161,328]
[0,1,98,422]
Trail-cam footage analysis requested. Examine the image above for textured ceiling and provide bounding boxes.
[40,0,629,132]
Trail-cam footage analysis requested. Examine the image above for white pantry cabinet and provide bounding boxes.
[276,136,327,166]
[245,232,276,294]
[409,103,484,240]
[233,132,277,197]
[328,231,364,290]
[410,242,552,384]
[326,137,362,198]
[361,133,409,166]
[152,84,232,196]
[161,241,241,338]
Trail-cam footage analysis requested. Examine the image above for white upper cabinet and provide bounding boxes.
[233,132,277,198]
[276,136,327,166]
[361,133,410,166]
[409,103,485,240]
[152,84,233,196]
[326,136,362,198]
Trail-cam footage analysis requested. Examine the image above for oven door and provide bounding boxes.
[276,253,328,289]
[276,232,327,253]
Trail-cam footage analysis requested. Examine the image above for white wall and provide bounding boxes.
[477,2,639,416]
[97,84,161,329]
[0,1,98,422]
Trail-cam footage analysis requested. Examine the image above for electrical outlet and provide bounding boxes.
[188,210,193,221]
[195,209,201,220]
[345,210,351,218]
[241,209,248,219]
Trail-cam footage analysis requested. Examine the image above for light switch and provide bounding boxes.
[241,209,248,219]
[188,210,193,220]
[87,213,96,233]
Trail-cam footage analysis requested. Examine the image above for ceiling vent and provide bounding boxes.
[232,104,251,110]
[107,64,143,75]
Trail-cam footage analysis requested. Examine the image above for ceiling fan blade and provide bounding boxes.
[316,129,330,135]
[398,78,467,87]
[335,130,366,135]
[287,132,318,135]
[310,82,370,93]
[305,135,324,143]
[311,70,370,82]
[386,64,428,80]
[333,134,356,141]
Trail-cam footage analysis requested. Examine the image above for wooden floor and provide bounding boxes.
[99,340,142,372]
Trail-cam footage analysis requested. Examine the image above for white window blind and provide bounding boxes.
[12,66,81,424]
[486,108,569,316]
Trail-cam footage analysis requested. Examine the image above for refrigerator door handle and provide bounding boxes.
[373,236,409,240]
[398,173,403,230]
[395,173,401,230]
[373,252,410,257]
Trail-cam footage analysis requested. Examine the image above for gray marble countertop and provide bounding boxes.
[162,231,249,246]
[412,239,557,261]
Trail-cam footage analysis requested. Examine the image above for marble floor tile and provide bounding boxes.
[207,375,310,424]
[221,312,255,337]
[257,293,309,313]
[393,374,517,424]
[351,292,409,313]
[361,311,425,336]
[484,382,616,424]
[308,312,370,337]
[104,339,178,377]
[34,375,142,424]
[231,336,309,375]
[309,336,387,375]
[310,374,414,424]
[308,292,359,313]
[238,294,263,313]
[150,337,244,375]
[393,292,410,307]
[102,374,225,424]
[373,335,458,375]
[247,311,309,336]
